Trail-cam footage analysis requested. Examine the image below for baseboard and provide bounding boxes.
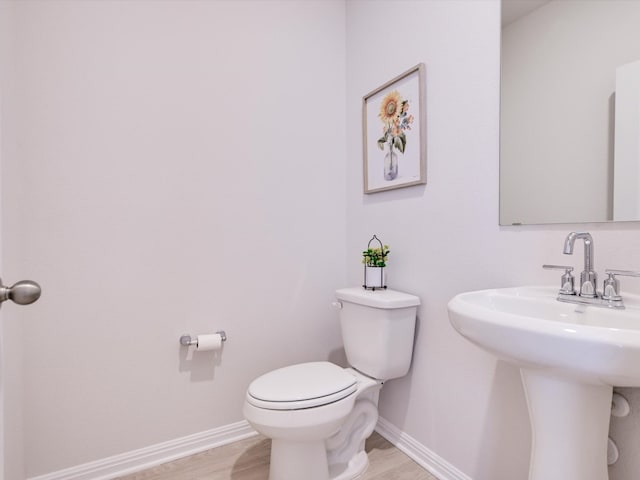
[30,416,467,480]
[375,417,472,480]
[28,420,258,480]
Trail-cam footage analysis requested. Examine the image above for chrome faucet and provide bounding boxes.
[544,232,640,309]
[563,232,597,297]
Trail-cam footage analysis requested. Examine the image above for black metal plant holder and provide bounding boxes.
[363,234,387,291]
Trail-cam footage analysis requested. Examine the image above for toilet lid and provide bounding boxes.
[246,362,357,410]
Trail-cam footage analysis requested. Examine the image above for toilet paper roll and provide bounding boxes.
[196,334,223,352]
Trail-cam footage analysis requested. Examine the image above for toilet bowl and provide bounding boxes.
[243,287,420,480]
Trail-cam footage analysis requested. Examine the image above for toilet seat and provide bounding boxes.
[247,362,357,410]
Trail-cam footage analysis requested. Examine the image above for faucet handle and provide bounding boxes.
[604,269,640,278]
[602,269,640,301]
[543,264,575,295]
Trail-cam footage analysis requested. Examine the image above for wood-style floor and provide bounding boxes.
[116,432,439,480]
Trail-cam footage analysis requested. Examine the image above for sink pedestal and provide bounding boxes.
[521,369,613,480]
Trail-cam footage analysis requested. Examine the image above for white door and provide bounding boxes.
[0,2,42,472]
[1,4,10,477]
[0,340,4,480]
[0,283,42,480]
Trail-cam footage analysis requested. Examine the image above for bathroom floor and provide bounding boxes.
[115,432,438,480]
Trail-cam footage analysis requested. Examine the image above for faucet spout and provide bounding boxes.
[563,232,597,297]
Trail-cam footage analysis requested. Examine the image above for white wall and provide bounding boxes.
[346,1,640,479]
[4,1,347,476]
[501,0,640,225]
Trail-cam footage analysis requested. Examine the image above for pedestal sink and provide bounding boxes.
[447,286,640,480]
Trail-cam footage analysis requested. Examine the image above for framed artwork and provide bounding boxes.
[362,63,426,193]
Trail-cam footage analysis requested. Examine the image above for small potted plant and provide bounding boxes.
[362,236,389,290]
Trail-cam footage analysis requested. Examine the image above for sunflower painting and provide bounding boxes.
[376,90,414,181]
[363,64,426,193]
[378,90,412,155]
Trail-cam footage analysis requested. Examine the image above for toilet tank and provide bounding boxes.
[335,288,420,381]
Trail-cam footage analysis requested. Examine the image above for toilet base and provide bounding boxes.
[269,439,369,480]
[270,438,330,480]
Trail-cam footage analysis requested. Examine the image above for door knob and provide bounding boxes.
[0,279,41,306]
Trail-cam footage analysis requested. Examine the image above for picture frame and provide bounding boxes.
[362,63,426,194]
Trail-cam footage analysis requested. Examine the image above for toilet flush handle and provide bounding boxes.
[331,301,343,309]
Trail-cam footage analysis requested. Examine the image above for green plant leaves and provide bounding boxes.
[361,246,390,267]
[394,133,407,153]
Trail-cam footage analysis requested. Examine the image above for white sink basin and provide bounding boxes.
[448,286,640,386]
[447,286,640,480]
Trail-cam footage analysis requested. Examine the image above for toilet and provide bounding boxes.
[243,287,420,480]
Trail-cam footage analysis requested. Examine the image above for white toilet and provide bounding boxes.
[243,287,420,480]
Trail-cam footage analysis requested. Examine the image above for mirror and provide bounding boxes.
[500,0,640,225]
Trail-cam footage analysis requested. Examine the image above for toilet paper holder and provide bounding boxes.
[180,331,227,347]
